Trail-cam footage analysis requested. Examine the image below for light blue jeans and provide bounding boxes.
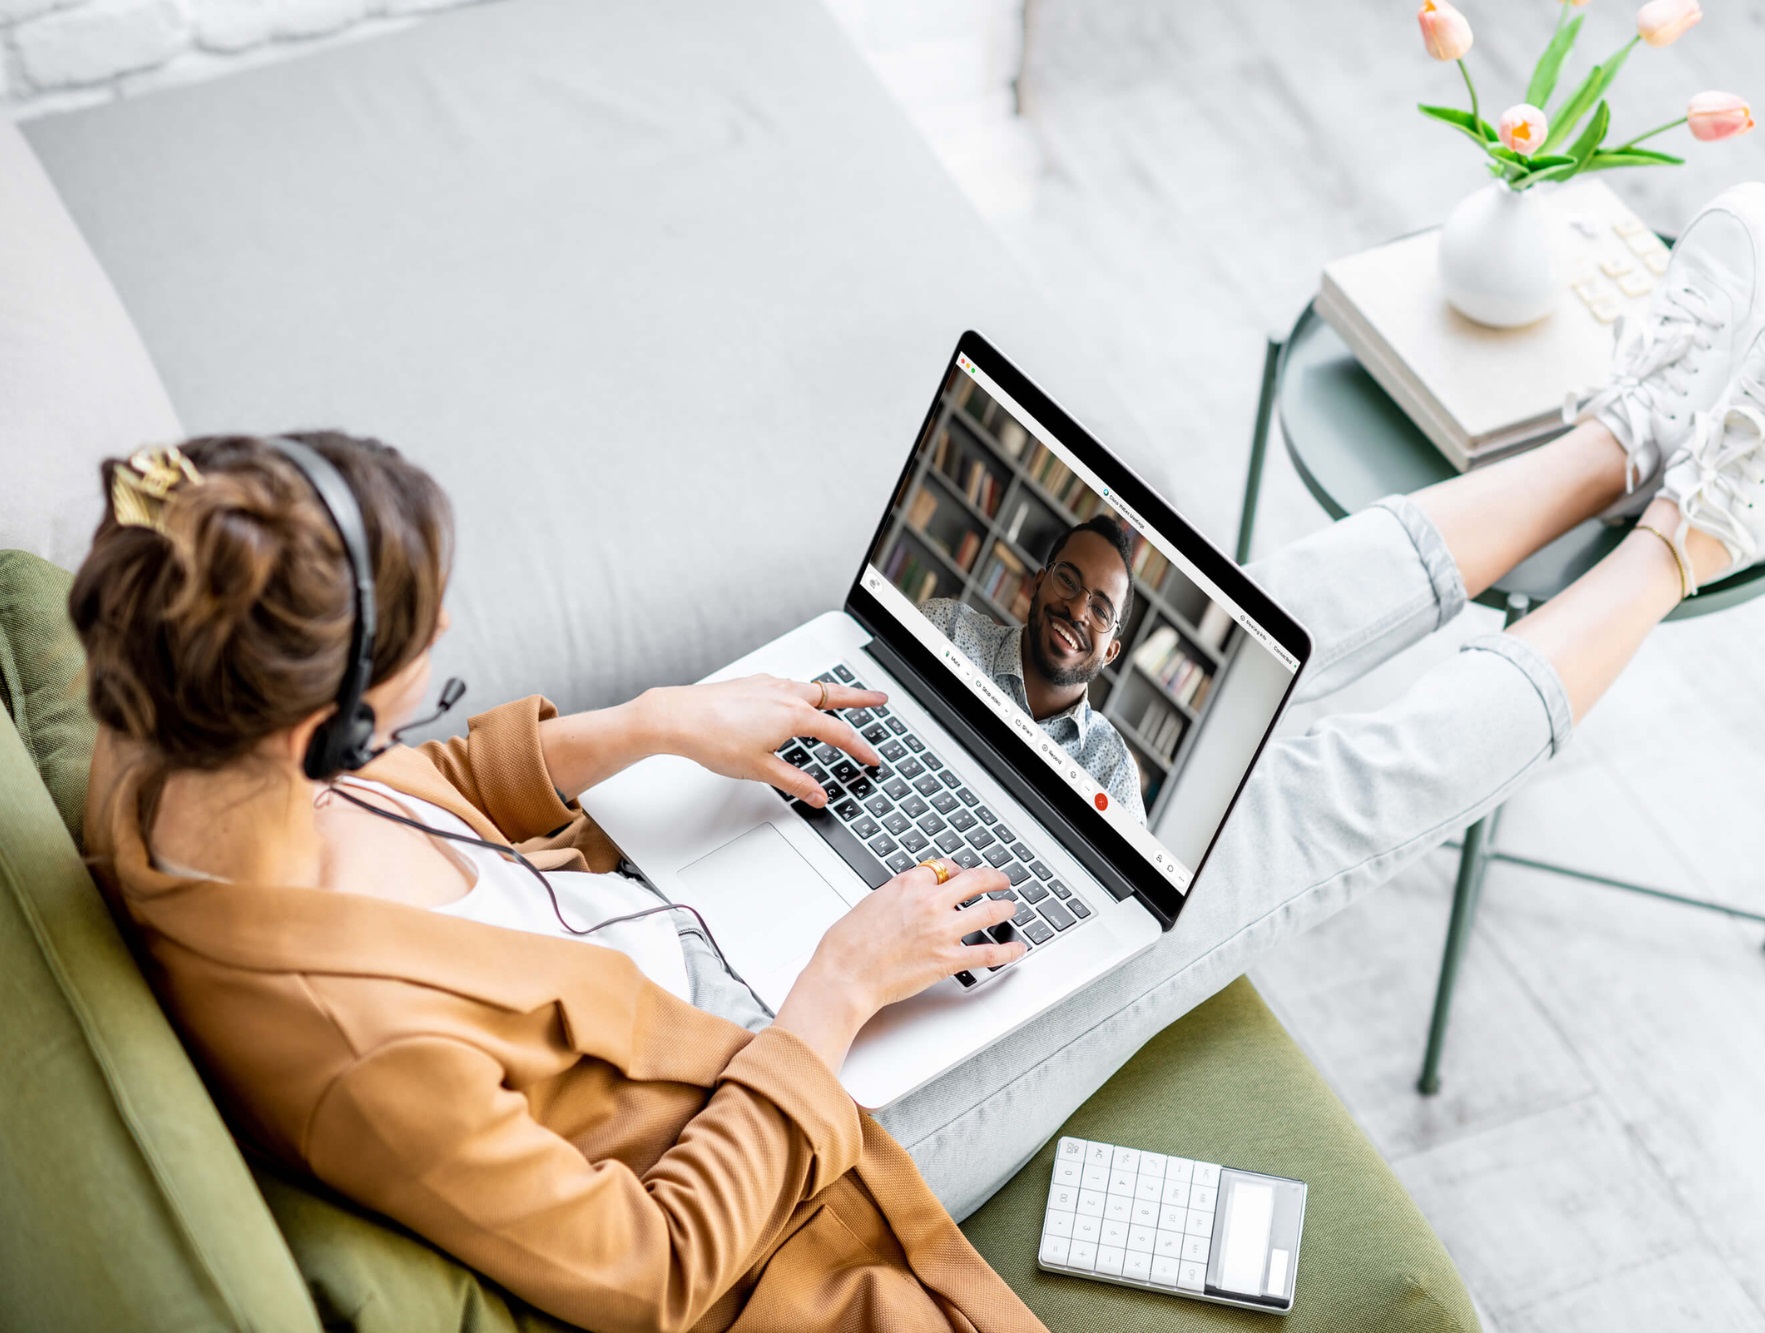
[681,496,1575,1222]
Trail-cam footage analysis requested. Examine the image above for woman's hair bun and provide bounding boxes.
[71,432,452,772]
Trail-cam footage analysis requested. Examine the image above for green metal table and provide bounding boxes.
[1236,302,1765,1096]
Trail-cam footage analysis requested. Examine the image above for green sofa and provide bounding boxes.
[0,546,1478,1330]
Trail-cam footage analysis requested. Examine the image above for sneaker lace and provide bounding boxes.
[1672,402,1765,587]
[1565,281,1720,490]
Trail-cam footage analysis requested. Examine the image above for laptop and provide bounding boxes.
[582,332,1311,1109]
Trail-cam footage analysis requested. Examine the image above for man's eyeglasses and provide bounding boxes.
[1044,561,1119,635]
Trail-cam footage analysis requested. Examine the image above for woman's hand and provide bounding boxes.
[648,674,886,806]
[770,860,1027,1075]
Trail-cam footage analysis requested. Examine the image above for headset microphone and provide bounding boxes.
[383,676,467,751]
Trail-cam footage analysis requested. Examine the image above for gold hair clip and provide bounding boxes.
[110,445,203,535]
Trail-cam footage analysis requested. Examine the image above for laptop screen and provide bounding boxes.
[848,334,1309,921]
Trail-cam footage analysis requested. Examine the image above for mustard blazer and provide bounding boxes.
[87,696,1045,1333]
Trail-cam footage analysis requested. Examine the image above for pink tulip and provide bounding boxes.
[1417,0,1473,61]
[1636,0,1701,48]
[1687,91,1755,142]
[1498,103,1549,155]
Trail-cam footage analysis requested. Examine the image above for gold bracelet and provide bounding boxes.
[1634,522,1690,600]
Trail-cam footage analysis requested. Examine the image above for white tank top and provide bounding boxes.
[153,777,693,1004]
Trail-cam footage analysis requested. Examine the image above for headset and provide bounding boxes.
[265,437,770,1016]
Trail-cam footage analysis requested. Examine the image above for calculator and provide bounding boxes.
[1037,1136,1307,1314]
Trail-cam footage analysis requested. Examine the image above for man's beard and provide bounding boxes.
[1027,601,1106,689]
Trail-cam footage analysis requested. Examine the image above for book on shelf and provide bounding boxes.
[1132,625,1212,709]
[963,459,1002,516]
[883,541,940,605]
[1128,534,1170,590]
[978,543,1027,612]
[907,488,939,532]
[954,529,982,571]
[1196,602,1234,653]
[1317,178,1657,472]
[1133,697,1185,765]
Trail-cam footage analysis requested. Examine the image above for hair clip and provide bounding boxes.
[110,445,203,535]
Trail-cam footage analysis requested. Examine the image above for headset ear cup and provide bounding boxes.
[344,702,378,771]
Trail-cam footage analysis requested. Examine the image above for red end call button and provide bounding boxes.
[1093,792,1109,811]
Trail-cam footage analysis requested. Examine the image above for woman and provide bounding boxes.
[79,187,1765,1333]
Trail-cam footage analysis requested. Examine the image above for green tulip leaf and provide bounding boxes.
[1566,100,1611,168]
[1542,63,1602,153]
[1584,148,1685,173]
[1419,102,1498,146]
[1526,13,1584,110]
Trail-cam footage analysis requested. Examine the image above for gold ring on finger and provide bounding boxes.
[815,680,829,710]
[917,858,951,885]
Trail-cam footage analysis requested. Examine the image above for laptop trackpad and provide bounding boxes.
[677,823,850,979]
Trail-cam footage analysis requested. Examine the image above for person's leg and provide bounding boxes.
[1253,420,1628,706]
[880,494,1731,1221]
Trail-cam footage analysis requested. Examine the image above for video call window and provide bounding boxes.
[872,365,1244,829]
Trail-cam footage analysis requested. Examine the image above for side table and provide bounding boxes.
[1237,302,1765,1096]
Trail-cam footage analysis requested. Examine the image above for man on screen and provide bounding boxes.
[923,516,1147,826]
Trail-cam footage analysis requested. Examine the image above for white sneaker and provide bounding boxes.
[1567,181,1765,520]
[1658,333,1765,590]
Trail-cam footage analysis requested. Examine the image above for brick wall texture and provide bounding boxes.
[0,0,497,115]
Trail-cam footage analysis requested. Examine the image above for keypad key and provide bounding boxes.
[989,921,1025,949]
[1050,879,1071,899]
[988,888,1017,901]
[935,831,964,855]
[976,806,998,825]
[995,825,1016,843]
[862,723,889,745]
[883,812,911,835]
[879,739,906,762]
[1020,880,1048,904]
[872,705,891,718]
[931,791,959,814]
[1003,862,1031,885]
[846,708,874,727]
[1011,841,1033,861]
[885,851,915,874]
[1152,1255,1182,1288]
[957,788,979,807]
[1184,1208,1213,1238]
[835,800,861,822]
[961,929,991,948]
[915,813,945,836]
[953,969,977,988]
[814,743,841,765]
[1182,1234,1210,1263]
[967,825,996,849]
[901,795,929,818]
[1178,1261,1206,1291]
[782,746,810,767]
[1189,1184,1217,1213]
[833,760,861,784]
[883,777,911,800]
[900,830,930,854]
[1122,1250,1152,1282]
[1094,1246,1125,1277]
[869,834,898,858]
[832,664,855,683]
[914,774,943,797]
[904,735,925,752]
[948,809,976,831]
[851,817,880,840]
[848,777,874,800]
[1030,860,1052,880]
[1013,901,1038,928]
[1039,899,1076,931]
[886,718,907,735]
[984,844,1012,868]
[922,752,943,770]
[940,770,962,790]
[1067,1240,1097,1272]
[864,795,891,818]
[1069,897,1091,918]
[952,848,981,869]
[897,757,925,779]
[1192,1162,1221,1190]
[823,782,846,803]
[1023,918,1054,945]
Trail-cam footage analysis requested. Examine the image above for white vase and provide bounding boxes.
[1438,181,1560,329]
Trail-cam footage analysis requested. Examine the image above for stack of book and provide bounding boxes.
[883,542,940,604]
[1022,441,1105,519]
[1132,699,1186,765]
[1317,178,1659,471]
[976,544,1028,612]
[1133,626,1215,712]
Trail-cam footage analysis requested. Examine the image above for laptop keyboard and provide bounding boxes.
[774,664,1093,990]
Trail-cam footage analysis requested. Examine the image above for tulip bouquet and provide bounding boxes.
[1416,0,1753,192]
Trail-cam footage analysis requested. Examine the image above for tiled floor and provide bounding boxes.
[946,1,1765,1326]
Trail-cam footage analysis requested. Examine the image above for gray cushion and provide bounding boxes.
[22,0,1151,728]
[0,121,182,568]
